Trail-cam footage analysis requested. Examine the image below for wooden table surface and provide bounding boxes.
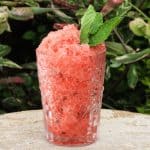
[0,109,150,150]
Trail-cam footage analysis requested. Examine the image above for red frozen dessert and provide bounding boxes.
[36,25,106,146]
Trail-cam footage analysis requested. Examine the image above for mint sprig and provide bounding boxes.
[80,5,97,43]
[89,13,103,35]
[89,16,122,46]
[80,5,122,46]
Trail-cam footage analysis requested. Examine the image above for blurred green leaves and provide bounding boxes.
[106,42,133,56]
[25,0,39,7]
[22,62,37,70]
[111,48,150,66]
[0,0,149,115]
[0,4,73,23]
[127,64,138,89]
[129,18,150,39]
[0,6,10,34]
[9,7,34,21]
[0,58,22,69]
[137,99,150,114]
[0,44,11,57]
[0,44,21,69]
[22,30,36,40]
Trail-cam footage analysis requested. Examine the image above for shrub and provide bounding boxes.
[0,0,149,114]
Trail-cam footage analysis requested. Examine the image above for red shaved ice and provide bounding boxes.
[36,25,106,146]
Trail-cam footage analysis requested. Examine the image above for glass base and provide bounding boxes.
[46,132,97,147]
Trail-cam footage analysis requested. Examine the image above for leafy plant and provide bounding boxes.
[0,0,150,114]
[0,44,21,68]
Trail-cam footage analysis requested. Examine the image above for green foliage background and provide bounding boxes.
[0,0,150,114]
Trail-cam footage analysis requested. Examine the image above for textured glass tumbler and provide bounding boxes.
[36,44,106,146]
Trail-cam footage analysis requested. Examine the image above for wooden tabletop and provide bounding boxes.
[0,109,150,150]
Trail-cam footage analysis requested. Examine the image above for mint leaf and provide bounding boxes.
[80,5,123,46]
[89,12,103,35]
[89,16,122,46]
[80,5,103,43]
[80,5,96,43]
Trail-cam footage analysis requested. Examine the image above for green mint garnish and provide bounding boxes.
[80,5,122,46]
[80,5,99,44]
[89,16,122,46]
[89,12,103,35]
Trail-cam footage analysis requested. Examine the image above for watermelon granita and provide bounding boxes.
[36,24,106,146]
